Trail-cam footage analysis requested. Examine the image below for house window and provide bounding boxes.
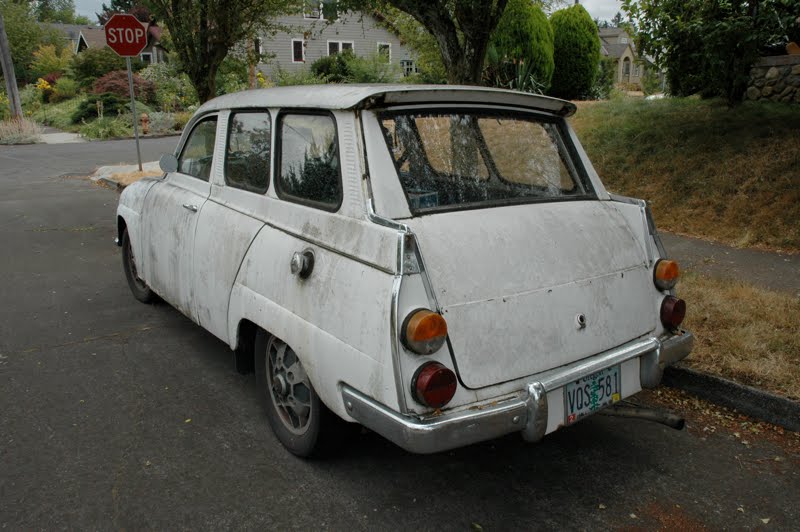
[305,0,338,20]
[303,0,320,19]
[400,59,417,77]
[254,38,262,57]
[622,57,631,77]
[634,64,641,77]
[328,41,353,55]
[619,37,629,44]
[140,52,153,64]
[377,42,391,61]
[292,39,305,63]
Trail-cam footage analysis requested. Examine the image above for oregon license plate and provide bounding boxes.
[564,365,621,425]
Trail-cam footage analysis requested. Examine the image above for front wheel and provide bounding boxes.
[255,330,353,458]
[121,228,155,303]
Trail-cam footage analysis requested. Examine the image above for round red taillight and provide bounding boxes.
[412,362,457,408]
[660,296,686,329]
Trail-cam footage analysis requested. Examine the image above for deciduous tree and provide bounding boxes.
[376,0,509,84]
[623,0,800,105]
[147,0,294,102]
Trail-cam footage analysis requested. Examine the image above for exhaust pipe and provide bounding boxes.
[598,402,685,430]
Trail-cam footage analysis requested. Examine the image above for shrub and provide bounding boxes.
[347,54,401,83]
[309,50,400,83]
[549,4,601,100]
[92,70,156,104]
[70,47,143,88]
[274,66,327,86]
[173,111,193,130]
[29,44,73,80]
[146,111,176,134]
[71,92,127,123]
[311,52,351,82]
[0,91,9,121]
[50,77,80,103]
[587,56,617,100]
[0,118,42,145]
[215,56,249,96]
[488,0,554,91]
[79,116,132,139]
[138,63,198,111]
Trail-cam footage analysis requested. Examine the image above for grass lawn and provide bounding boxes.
[571,97,800,252]
[680,273,800,400]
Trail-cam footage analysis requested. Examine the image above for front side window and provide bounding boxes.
[379,110,593,214]
[277,113,341,210]
[377,42,391,61]
[178,117,217,181]
[225,112,271,193]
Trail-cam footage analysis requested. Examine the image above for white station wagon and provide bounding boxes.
[116,85,693,457]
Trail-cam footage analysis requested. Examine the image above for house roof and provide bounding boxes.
[598,27,626,38]
[197,85,576,117]
[602,43,630,59]
[79,27,108,49]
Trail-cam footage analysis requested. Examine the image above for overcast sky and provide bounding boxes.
[75,0,626,26]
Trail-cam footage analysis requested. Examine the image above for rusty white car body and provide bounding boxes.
[116,85,693,456]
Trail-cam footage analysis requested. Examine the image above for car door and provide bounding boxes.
[142,115,217,319]
[192,111,269,343]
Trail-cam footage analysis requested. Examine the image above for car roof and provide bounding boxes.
[196,84,577,117]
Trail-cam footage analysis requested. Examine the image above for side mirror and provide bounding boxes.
[160,153,178,173]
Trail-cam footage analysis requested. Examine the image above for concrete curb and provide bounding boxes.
[662,365,800,431]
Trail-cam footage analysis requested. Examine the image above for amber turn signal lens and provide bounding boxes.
[413,362,457,408]
[402,309,448,355]
[654,259,680,291]
[660,296,686,330]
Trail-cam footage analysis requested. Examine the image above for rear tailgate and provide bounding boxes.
[405,200,657,389]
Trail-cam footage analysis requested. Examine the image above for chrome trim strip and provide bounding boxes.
[341,334,689,453]
[536,337,659,392]
[389,275,408,413]
[521,382,548,442]
[641,330,694,388]
[342,385,529,454]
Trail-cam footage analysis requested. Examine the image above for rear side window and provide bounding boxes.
[380,110,593,214]
[178,117,217,181]
[276,113,341,210]
[225,112,271,193]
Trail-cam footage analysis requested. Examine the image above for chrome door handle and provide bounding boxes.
[182,204,198,212]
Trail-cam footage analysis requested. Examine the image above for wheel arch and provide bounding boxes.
[228,284,391,419]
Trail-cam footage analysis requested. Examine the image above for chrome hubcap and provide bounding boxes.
[266,338,312,435]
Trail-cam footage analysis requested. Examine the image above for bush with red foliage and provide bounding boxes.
[43,72,62,85]
[92,70,156,105]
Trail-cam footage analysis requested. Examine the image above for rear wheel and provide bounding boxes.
[255,330,353,457]
[121,228,155,303]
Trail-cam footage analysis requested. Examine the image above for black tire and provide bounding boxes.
[255,329,354,458]
[121,228,155,303]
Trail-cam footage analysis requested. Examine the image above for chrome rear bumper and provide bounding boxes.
[341,331,694,454]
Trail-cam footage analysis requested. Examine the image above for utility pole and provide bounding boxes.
[0,12,23,120]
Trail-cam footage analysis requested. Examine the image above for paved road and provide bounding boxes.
[1,139,798,530]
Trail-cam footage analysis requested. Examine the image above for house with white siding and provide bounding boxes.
[257,7,417,80]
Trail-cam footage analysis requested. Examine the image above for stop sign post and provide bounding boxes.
[105,14,148,170]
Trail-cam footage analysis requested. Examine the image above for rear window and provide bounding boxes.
[379,110,594,213]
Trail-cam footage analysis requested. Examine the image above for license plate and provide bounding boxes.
[564,365,621,425]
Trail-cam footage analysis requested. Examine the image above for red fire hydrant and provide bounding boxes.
[141,113,150,135]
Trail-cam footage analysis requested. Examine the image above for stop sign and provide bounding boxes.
[104,14,148,57]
